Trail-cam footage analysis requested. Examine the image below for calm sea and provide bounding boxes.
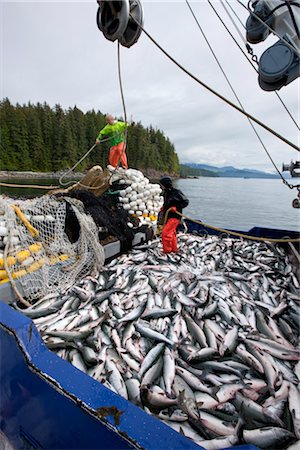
[174,177,299,232]
[0,178,74,198]
[1,177,299,232]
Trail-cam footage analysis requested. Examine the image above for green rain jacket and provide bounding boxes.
[97,121,127,147]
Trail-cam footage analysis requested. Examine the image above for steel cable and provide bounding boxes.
[130,13,300,153]
[186,0,297,189]
[219,0,300,131]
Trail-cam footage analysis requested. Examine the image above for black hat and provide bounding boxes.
[159,176,173,189]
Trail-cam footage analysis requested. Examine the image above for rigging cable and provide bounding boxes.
[212,0,300,131]
[130,14,300,153]
[185,0,297,190]
[115,41,129,172]
[117,42,128,130]
[59,143,97,186]
[223,0,248,42]
[224,0,247,31]
[58,41,130,189]
[57,41,130,189]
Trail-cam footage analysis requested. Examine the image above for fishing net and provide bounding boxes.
[64,189,138,252]
[0,194,105,305]
[0,166,161,305]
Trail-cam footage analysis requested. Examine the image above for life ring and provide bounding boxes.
[120,0,144,48]
[96,0,130,42]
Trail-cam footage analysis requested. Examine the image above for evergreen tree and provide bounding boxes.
[26,104,45,170]
[0,99,181,175]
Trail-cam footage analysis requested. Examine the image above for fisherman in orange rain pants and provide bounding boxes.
[159,177,189,254]
[96,114,134,169]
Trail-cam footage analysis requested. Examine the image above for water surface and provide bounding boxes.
[1,176,299,232]
[174,177,299,232]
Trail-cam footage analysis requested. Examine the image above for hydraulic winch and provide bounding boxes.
[245,0,300,91]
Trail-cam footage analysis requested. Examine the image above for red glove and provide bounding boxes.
[170,206,177,212]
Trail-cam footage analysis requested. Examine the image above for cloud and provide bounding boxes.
[2,0,299,172]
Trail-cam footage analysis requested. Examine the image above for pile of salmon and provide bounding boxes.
[20,234,300,450]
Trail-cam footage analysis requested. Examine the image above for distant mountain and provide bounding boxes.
[179,164,218,178]
[185,163,280,179]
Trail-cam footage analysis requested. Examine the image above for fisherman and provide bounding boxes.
[159,177,189,254]
[95,114,133,170]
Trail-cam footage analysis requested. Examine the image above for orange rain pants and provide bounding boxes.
[161,218,180,253]
[109,142,128,169]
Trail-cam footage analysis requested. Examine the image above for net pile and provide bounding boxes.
[0,195,105,304]
[0,167,163,304]
[65,189,139,252]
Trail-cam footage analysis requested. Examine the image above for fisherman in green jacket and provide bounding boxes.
[96,114,129,169]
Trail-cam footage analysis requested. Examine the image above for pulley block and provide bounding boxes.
[246,1,273,44]
[119,0,144,48]
[258,40,300,91]
[96,0,130,42]
[282,161,300,178]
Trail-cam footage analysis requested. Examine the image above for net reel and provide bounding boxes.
[120,0,144,48]
[96,1,129,42]
[96,0,143,47]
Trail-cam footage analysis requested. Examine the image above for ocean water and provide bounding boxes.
[174,177,300,232]
[0,178,63,198]
[1,176,299,232]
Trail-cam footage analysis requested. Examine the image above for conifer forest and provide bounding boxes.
[0,99,180,175]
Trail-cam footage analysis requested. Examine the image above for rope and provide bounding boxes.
[58,130,124,191]
[1,140,107,191]
[163,208,300,243]
[59,143,97,187]
[185,0,295,190]
[0,176,108,192]
[59,41,130,190]
[12,205,39,238]
[0,182,60,190]
[117,41,128,166]
[130,14,300,153]
[3,225,31,308]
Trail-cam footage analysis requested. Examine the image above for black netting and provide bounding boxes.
[61,189,139,252]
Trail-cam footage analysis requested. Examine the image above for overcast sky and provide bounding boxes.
[1,0,299,172]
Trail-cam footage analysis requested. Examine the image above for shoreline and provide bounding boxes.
[0,171,84,180]
[0,168,178,181]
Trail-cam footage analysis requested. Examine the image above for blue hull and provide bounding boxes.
[183,219,300,241]
[0,302,204,450]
